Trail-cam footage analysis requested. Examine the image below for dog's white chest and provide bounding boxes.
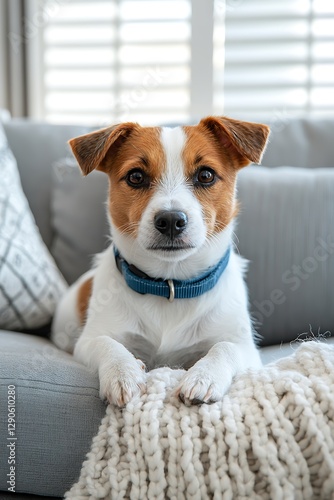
[97,266,229,369]
[116,289,208,362]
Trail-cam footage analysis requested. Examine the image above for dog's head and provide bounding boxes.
[69,116,269,275]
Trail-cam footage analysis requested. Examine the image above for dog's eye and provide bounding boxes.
[195,167,216,187]
[126,169,148,188]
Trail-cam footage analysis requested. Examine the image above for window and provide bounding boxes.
[25,0,334,125]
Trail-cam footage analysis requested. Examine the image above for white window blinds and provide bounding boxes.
[221,0,334,122]
[25,0,334,124]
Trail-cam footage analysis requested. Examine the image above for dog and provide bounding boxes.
[51,115,270,407]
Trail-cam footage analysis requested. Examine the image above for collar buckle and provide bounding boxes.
[167,279,175,302]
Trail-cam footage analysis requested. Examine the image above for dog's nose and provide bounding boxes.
[154,210,188,239]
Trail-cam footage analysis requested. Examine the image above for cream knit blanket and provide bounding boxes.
[65,342,334,500]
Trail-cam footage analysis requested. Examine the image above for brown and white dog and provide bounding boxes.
[51,116,270,407]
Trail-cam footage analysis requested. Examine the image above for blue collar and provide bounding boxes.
[114,247,231,301]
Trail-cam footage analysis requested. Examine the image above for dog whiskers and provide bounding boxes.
[117,222,140,236]
[231,231,241,255]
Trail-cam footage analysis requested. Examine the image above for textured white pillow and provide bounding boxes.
[0,122,67,330]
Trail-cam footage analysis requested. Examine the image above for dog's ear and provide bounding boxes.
[200,116,270,167]
[68,122,138,176]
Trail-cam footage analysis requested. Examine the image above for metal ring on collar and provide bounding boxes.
[167,279,175,302]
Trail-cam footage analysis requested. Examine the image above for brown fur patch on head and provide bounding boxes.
[69,124,166,237]
[77,277,93,326]
[105,127,165,236]
[183,116,269,235]
[183,124,238,235]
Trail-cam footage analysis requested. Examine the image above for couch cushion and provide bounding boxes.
[0,330,105,497]
[51,158,110,284]
[0,122,67,330]
[237,165,334,346]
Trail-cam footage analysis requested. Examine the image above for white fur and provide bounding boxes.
[52,125,262,407]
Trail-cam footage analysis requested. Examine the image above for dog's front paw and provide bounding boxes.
[99,358,147,407]
[175,363,231,406]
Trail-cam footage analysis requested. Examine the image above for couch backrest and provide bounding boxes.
[261,118,334,168]
[5,117,334,251]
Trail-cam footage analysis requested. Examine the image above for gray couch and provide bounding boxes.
[1,117,334,499]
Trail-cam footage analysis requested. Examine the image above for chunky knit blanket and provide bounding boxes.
[65,342,334,500]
